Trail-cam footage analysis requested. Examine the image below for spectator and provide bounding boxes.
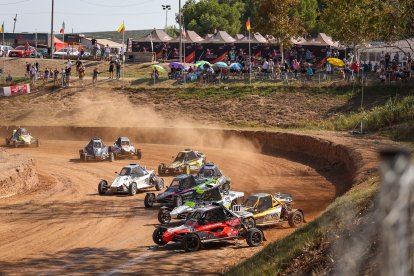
[109,59,114,79]
[92,67,99,84]
[44,68,50,83]
[30,64,37,85]
[66,59,72,86]
[6,73,13,85]
[306,65,314,81]
[25,62,31,77]
[115,60,121,80]
[78,63,85,86]
[53,68,59,86]
[385,52,391,70]
[105,45,110,61]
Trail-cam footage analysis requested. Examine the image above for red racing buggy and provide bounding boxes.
[152,204,264,252]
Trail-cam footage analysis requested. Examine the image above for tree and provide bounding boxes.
[292,0,319,35]
[254,0,304,62]
[165,25,178,38]
[182,0,244,36]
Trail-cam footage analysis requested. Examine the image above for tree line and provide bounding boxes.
[180,0,414,46]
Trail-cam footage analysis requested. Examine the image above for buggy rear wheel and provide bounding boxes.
[129,182,138,196]
[246,228,263,247]
[14,142,18,148]
[109,152,114,162]
[243,217,256,229]
[5,138,9,146]
[158,163,165,176]
[158,208,172,224]
[183,233,201,252]
[144,193,156,208]
[98,180,108,195]
[174,195,183,207]
[155,178,164,191]
[36,140,40,147]
[152,228,167,246]
[288,210,304,228]
[136,149,142,160]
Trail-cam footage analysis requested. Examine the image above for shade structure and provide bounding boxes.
[230,63,242,70]
[195,60,211,67]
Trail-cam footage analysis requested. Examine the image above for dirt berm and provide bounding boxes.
[0,148,39,198]
[3,126,378,195]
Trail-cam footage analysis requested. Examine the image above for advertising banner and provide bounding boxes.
[0,84,31,97]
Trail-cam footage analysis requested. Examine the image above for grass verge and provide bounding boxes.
[225,179,378,276]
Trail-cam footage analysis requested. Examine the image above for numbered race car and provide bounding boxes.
[79,138,114,162]
[98,164,164,196]
[236,192,305,228]
[157,185,244,224]
[158,149,206,176]
[5,128,40,148]
[152,204,264,252]
[110,137,142,160]
[144,174,227,208]
[195,162,231,191]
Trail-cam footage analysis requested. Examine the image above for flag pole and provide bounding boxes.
[122,20,125,89]
[248,17,251,86]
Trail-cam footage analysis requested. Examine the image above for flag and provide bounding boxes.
[60,21,65,34]
[246,19,251,31]
[0,21,3,33]
[117,22,125,33]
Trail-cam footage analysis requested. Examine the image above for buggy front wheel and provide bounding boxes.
[183,233,201,252]
[246,228,263,247]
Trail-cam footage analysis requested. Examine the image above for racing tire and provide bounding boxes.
[36,140,40,148]
[14,142,18,148]
[80,153,87,162]
[288,210,304,228]
[222,182,230,193]
[152,228,167,246]
[144,193,156,208]
[158,208,172,224]
[155,178,164,191]
[109,152,114,162]
[5,138,9,146]
[158,163,165,176]
[136,149,142,160]
[182,233,201,252]
[173,195,183,207]
[98,180,108,195]
[129,182,138,196]
[246,228,263,247]
[243,217,256,229]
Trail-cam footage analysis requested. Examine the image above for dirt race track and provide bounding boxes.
[0,124,350,276]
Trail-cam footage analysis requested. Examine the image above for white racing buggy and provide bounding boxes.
[98,164,165,196]
[157,185,244,224]
[5,128,40,148]
[110,137,142,160]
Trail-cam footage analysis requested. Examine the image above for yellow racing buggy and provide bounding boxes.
[158,149,206,176]
[236,192,305,228]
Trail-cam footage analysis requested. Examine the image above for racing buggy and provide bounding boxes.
[144,174,228,208]
[195,162,231,192]
[157,185,244,224]
[79,138,114,162]
[236,192,305,228]
[152,204,264,252]
[5,128,40,148]
[110,137,142,160]
[158,149,206,176]
[98,164,164,196]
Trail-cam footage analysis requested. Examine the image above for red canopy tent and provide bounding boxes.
[54,36,67,51]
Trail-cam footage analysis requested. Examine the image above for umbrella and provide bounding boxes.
[230,63,242,70]
[327,58,345,67]
[168,62,185,69]
[195,60,211,67]
[150,64,167,73]
[214,62,228,68]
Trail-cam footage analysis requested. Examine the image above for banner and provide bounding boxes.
[0,84,31,97]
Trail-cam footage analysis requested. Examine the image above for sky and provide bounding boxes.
[0,0,185,33]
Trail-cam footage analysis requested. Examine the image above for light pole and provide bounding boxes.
[50,0,54,59]
[162,5,171,30]
[178,0,182,63]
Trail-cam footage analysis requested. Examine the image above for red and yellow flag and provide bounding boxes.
[117,22,125,33]
[246,19,251,31]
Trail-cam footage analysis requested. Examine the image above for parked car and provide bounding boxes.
[8,45,36,58]
[0,45,13,57]
[53,48,79,58]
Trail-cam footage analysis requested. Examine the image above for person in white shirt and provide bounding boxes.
[105,45,110,61]
[262,59,269,78]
